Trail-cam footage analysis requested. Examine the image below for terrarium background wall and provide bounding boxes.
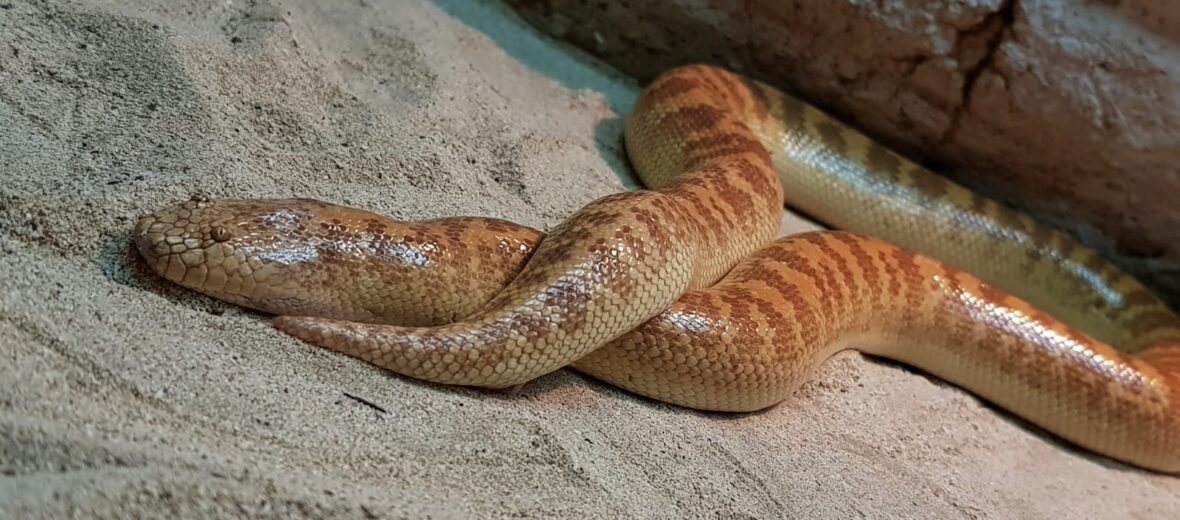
[507,0,1180,307]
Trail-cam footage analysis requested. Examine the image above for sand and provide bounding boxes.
[1,0,1178,518]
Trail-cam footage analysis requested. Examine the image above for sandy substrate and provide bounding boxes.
[1,0,1178,518]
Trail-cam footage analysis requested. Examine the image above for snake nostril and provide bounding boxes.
[211,226,232,242]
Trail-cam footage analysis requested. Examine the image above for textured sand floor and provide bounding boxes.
[1,0,1178,518]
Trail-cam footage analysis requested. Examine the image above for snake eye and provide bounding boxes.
[211,226,231,242]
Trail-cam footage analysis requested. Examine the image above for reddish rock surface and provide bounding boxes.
[508,0,1180,307]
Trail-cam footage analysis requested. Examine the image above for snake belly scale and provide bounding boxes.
[133,65,1180,472]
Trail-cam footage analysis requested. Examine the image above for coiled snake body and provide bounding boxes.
[134,65,1180,472]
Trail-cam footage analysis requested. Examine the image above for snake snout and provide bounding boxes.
[132,199,230,289]
[132,212,174,271]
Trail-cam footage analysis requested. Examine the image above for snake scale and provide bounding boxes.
[133,65,1180,472]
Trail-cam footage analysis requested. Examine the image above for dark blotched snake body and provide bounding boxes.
[134,65,1180,472]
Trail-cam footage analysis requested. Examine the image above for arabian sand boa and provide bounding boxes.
[133,65,1180,472]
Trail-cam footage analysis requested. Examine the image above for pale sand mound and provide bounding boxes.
[1,0,1177,518]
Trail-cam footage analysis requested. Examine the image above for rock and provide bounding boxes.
[508,0,1180,307]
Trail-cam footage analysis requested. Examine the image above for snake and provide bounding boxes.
[132,65,1180,472]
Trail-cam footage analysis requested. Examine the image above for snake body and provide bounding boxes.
[133,65,1180,472]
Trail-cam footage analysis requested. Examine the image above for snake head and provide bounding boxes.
[132,196,326,303]
[133,195,544,325]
